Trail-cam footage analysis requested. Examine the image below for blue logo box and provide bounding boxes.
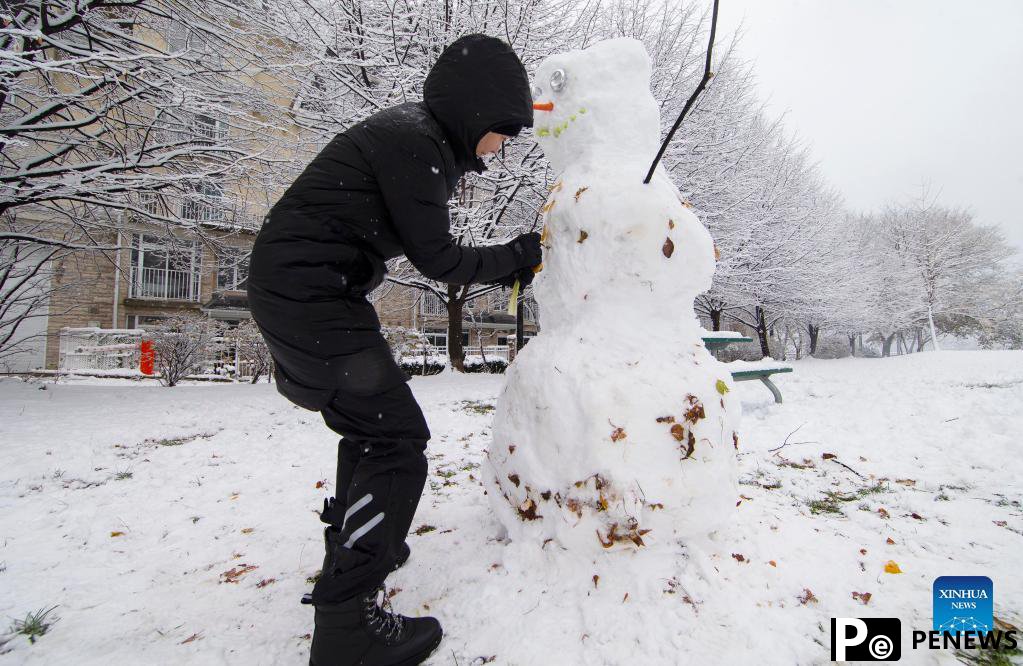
[933,576,993,633]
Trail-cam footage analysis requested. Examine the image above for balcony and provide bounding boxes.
[129,266,201,302]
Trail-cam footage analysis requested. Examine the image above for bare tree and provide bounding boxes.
[0,0,295,358]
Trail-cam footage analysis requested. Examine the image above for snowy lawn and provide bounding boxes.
[1,351,1021,665]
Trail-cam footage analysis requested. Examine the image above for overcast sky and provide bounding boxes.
[715,0,1023,253]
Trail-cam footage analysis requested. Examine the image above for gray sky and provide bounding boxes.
[716,0,1023,253]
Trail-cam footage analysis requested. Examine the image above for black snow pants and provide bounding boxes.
[312,376,431,604]
[246,227,431,605]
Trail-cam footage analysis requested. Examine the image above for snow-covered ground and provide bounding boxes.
[1,351,1020,665]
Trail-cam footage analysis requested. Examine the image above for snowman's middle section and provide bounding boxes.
[484,168,740,552]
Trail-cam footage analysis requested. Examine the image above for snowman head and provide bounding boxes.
[532,38,661,174]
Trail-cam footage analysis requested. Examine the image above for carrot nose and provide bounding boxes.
[533,101,554,111]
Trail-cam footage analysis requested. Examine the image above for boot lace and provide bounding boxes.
[362,586,406,641]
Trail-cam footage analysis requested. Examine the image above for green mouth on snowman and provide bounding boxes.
[532,67,586,139]
[534,106,586,138]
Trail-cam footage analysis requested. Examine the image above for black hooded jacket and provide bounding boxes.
[247,34,533,408]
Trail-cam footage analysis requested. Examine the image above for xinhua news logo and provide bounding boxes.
[911,575,1017,651]
[830,618,901,661]
[932,576,993,633]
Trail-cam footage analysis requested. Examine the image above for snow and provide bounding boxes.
[488,38,741,549]
[726,359,794,373]
[1,350,1021,664]
[701,330,749,340]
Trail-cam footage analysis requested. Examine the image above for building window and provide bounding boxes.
[217,247,249,291]
[181,180,225,222]
[424,330,446,350]
[137,191,163,215]
[294,73,331,115]
[129,233,201,301]
[192,113,227,141]
[420,291,445,316]
[497,336,508,346]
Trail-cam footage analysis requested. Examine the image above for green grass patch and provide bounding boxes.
[10,606,58,643]
[808,482,892,515]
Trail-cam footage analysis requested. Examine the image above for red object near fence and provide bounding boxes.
[140,340,155,375]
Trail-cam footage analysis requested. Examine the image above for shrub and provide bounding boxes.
[401,360,445,376]
[463,358,508,374]
[230,319,273,383]
[149,314,224,387]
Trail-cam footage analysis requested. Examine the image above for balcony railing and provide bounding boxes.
[130,266,200,301]
[181,199,226,222]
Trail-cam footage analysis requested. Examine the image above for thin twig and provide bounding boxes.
[767,422,806,452]
[828,458,864,479]
[643,0,720,184]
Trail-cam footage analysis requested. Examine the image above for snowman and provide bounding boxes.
[483,38,740,552]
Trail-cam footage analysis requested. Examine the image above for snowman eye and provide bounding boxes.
[549,69,567,93]
[531,85,543,100]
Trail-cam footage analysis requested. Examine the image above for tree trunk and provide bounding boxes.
[848,334,856,357]
[881,333,896,357]
[709,307,722,332]
[755,306,771,358]
[446,284,466,372]
[808,324,820,356]
[927,305,941,352]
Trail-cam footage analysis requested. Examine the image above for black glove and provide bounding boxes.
[491,266,536,288]
[505,232,542,269]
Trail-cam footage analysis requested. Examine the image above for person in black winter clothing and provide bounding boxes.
[247,34,541,666]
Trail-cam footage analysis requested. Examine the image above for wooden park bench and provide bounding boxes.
[701,332,793,404]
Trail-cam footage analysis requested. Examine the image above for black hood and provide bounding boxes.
[423,34,533,173]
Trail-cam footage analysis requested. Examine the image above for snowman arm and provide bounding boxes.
[377,135,519,285]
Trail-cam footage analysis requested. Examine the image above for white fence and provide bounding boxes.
[58,328,145,373]
[424,344,510,361]
[57,327,264,380]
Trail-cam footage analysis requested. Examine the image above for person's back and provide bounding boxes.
[253,102,448,270]
[246,34,542,666]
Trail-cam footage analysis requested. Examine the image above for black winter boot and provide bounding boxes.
[393,542,411,571]
[309,586,442,666]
